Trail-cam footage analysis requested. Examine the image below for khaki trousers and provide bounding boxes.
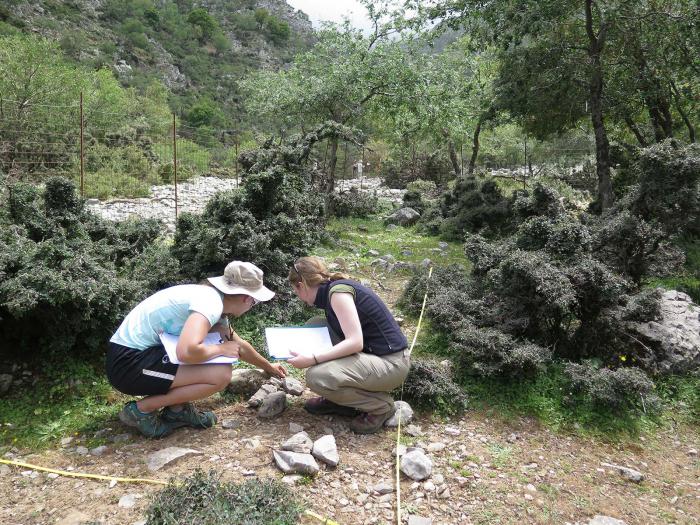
[304,317,411,415]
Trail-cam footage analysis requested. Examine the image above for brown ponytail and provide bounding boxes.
[289,256,349,287]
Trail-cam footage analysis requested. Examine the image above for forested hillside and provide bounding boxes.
[0,0,313,128]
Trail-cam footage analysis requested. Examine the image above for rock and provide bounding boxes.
[89,445,108,456]
[423,480,436,492]
[282,431,313,454]
[373,481,394,494]
[268,377,284,388]
[118,494,137,508]
[587,516,627,525]
[221,419,240,430]
[241,438,261,449]
[111,433,131,443]
[282,377,304,396]
[368,249,380,257]
[601,462,644,483]
[289,422,304,433]
[627,290,700,374]
[405,424,424,437]
[56,511,92,525]
[386,224,398,231]
[408,516,433,525]
[420,258,432,268]
[400,449,433,481]
[273,450,319,476]
[438,241,449,250]
[257,391,287,418]
[0,464,11,475]
[444,426,461,436]
[247,383,278,407]
[281,474,302,484]
[228,368,268,396]
[312,434,339,467]
[75,446,89,455]
[0,374,13,395]
[147,447,202,472]
[386,207,420,227]
[60,437,74,447]
[427,442,445,453]
[385,401,414,427]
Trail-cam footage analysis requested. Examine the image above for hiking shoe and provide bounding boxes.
[119,401,172,439]
[303,397,360,417]
[161,403,217,429]
[349,408,396,434]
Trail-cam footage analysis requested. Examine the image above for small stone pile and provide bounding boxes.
[273,427,340,478]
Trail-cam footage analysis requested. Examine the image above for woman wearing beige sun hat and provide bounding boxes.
[106,261,285,438]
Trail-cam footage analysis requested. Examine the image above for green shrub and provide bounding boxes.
[402,188,425,213]
[329,188,379,218]
[396,358,468,416]
[0,177,174,361]
[172,123,359,321]
[406,179,438,196]
[440,178,514,240]
[632,140,700,237]
[564,362,659,412]
[146,470,303,525]
[593,210,665,283]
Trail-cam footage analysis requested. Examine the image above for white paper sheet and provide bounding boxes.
[264,326,333,360]
[159,332,238,365]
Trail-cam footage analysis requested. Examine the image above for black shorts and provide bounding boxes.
[106,342,179,396]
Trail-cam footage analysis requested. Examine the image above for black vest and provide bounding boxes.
[314,279,408,356]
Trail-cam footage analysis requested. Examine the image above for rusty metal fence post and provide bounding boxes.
[172,114,178,220]
[79,92,84,197]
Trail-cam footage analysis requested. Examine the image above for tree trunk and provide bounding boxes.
[325,135,339,212]
[442,128,461,177]
[585,0,614,211]
[467,116,483,177]
[624,115,648,147]
[671,80,696,143]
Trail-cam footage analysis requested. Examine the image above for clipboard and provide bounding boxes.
[264,326,333,360]
[159,332,239,365]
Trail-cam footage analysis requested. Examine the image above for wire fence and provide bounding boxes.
[1,94,595,225]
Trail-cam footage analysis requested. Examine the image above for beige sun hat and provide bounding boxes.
[207,261,275,301]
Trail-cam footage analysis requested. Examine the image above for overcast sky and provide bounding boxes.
[286,0,374,32]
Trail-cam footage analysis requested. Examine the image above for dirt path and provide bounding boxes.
[1,402,698,525]
[1,275,698,525]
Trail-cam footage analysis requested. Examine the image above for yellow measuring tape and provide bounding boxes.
[0,457,339,524]
[0,457,167,485]
[396,266,433,525]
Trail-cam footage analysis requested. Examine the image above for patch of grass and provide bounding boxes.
[461,364,657,439]
[318,215,467,269]
[487,443,514,468]
[146,469,303,525]
[0,358,119,450]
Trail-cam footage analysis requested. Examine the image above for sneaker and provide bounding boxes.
[161,403,217,429]
[303,397,360,417]
[119,401,172,439]
[349,408,396,434]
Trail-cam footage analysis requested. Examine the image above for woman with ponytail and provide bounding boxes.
[287,256,410,434]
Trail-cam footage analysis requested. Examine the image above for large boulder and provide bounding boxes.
[385,207,420,227]
[627,290,700,374]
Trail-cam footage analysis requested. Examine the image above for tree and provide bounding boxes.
[376,36,499,178]
[412,0,699,211]
[241,23,415,201]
